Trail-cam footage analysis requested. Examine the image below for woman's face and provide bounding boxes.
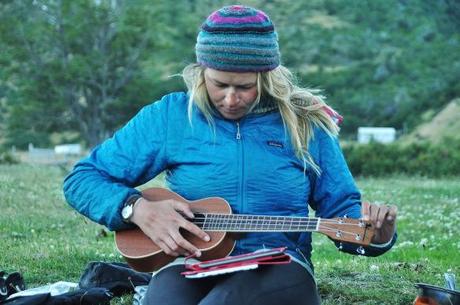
[204,68,258,120]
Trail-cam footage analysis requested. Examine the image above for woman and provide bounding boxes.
[64,5,397,305]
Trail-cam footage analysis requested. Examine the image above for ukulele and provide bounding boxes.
[115,187,375,272]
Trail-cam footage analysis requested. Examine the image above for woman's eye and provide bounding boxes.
[214,83,253,90]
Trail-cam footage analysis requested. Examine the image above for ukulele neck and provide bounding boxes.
[191,213,374,246]
[192,213,320,232]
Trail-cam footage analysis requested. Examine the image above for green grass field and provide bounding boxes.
[1,164,459,304]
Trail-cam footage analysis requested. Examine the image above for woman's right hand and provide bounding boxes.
[130,198,210,257]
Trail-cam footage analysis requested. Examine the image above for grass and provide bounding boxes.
[0,164,459,304]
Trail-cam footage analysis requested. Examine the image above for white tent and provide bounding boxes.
[357,127,396,144]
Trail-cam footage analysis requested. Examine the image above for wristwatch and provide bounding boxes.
[121,194,142,223]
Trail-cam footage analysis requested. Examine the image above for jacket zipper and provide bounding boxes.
[236,122,241,140]
[236,121,245,249]
[236,121,244,209]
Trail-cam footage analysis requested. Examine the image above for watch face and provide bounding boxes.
[122,205,133,220]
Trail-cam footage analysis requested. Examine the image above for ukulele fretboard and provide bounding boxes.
[192,213,320,232]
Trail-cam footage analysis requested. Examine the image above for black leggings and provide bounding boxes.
[143,262,321,305]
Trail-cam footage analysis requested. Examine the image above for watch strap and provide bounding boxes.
[121,194,142,223]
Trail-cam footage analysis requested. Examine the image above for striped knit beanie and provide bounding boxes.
[196,5,280,72]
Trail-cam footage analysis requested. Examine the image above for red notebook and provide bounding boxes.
[181,247,291,279]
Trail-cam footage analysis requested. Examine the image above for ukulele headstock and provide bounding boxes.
[318,217,375,246]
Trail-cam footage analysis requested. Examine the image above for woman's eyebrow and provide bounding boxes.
[237,82,257,87]
[212,79,226,85]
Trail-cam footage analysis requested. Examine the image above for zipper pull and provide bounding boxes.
[236,122,241,140]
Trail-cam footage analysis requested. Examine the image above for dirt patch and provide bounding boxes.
[403,98,460,143]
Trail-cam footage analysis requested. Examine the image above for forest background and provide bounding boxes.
[1,0,459,153]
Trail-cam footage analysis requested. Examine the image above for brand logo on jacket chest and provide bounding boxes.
[267,141,284,148]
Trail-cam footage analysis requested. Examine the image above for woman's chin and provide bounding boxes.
[220,110,244,120]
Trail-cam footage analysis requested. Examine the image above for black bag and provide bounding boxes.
[1,261,148,304]
[0,271,27,304]
[78,262,151,297]
[1,293,50,305]
[2,288,113,305]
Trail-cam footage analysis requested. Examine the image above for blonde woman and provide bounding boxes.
[64,5,397,305]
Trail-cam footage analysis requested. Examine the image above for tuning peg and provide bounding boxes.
[356,246,366,255]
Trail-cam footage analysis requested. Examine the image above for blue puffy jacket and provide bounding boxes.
[63,92,395,272]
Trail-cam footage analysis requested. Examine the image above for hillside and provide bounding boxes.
[401,98,460,143]
[1,0,459,148]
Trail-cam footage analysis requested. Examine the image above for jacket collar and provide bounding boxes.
[251,96,278,114]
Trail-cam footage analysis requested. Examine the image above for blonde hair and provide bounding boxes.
[181,63,339,174]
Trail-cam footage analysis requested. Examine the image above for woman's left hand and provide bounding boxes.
[361,201,397,245]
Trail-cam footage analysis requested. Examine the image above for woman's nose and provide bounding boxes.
[224,89,239,106]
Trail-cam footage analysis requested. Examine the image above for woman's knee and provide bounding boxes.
[143,265,210,305]
[199,264,320,305]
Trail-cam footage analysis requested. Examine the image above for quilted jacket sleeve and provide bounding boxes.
[309,128,397,256]
[63,93,178,231]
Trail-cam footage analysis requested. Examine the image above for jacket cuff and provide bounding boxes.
[370,234,396,248]
[114,189,142,230]
[336,232,397,257]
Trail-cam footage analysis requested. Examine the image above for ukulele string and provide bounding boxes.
[190,216,366,227]
[191,215,365,222]
[189,217,365,236]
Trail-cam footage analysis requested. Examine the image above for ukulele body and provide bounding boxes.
[115,188,236,272]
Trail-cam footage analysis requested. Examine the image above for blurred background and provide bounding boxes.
[1,0,459,176]
[1,3,459,303]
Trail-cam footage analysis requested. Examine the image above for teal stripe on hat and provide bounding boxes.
[198,51,279,64]
[198,32,278,47]
[200,60,279,73]
[196,45,279,57]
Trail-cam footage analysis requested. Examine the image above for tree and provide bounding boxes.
[1,0,459,147]
[0,0,165,148]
